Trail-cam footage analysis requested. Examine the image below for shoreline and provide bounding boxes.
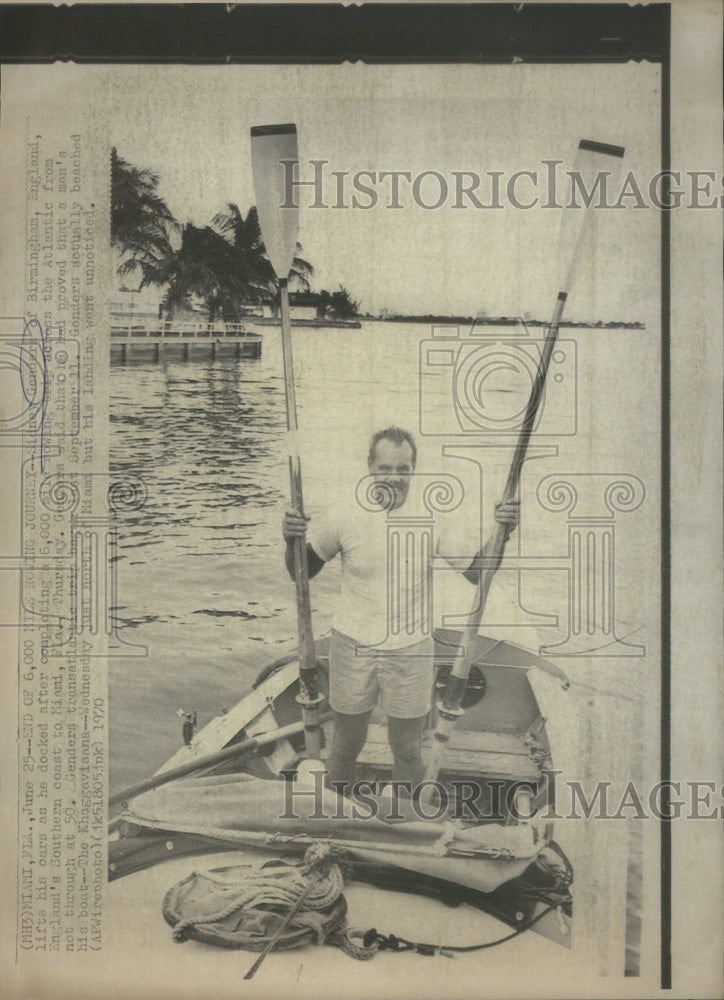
[368,315,645,329]
[110,308,643,332]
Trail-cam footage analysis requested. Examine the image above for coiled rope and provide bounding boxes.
[163,839,572,965]
[162,842,376,960]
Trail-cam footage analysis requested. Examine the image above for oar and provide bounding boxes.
[424,139,625,788]
[250,124,324,759]
[109,712,334,808]
[243,872,321,979]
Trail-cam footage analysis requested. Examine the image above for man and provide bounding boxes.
[282,426,518,794]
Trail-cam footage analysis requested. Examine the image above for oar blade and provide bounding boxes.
[250,123,300,279]
[557,138,625,294]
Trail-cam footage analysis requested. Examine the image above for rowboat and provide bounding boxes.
[108,628,574,967]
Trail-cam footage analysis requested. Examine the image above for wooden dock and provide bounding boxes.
[110,321,262,362]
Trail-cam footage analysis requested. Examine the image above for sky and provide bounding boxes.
[101,61,662,322]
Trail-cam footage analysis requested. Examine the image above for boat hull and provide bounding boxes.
[110,631,573,945]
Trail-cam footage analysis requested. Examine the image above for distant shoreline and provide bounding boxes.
[110,307,643,332]
[364,315,645,329]
[247,316,361,329]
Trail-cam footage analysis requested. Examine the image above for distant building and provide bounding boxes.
[112,285,164,319]
[261,291,320,321]
[290,292,320,320]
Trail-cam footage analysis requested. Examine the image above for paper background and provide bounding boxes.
[0,2,721,997]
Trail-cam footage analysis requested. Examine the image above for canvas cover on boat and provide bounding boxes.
[120,768,545,894]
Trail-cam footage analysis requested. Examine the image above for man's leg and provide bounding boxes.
[377,636,434,791]
[325,709,372,793]
[387,714,426,789]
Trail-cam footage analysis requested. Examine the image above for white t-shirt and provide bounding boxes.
[307,483,473,649]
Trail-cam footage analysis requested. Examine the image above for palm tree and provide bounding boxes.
[161,222,262,322]
[316,285,360,320]
[111,152,315,321]
[211,203,314,313]
[111,148,179,290]
[159,204,315,322]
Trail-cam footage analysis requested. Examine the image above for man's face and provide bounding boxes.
[368,439,415,509]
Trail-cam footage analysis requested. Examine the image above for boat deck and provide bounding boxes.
[355,723,541,781]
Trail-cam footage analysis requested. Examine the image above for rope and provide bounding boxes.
[331,926,379,961]
[165,843,348,949]
[164,839,573,962]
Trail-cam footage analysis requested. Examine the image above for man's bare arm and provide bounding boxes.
[282,509,325,580]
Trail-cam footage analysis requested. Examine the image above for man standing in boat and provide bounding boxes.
[282,426,518,795]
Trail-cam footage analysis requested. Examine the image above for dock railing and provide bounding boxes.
[110,321,255,339]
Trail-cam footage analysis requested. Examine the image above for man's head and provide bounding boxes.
[367,427,417,509]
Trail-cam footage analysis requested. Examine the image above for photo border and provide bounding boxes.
[0,2,684,992]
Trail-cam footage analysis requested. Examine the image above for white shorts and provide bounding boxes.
[328,629,435,718]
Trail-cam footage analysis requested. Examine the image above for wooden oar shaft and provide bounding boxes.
[280,279,311,635]
[502,291,567,501]
[244,874,319,979]
[279,279,323,755]
[445,291,568,694]
[109,712,333,808]
[174,826,523,862]
[251,124,323,759]
[279,279,301,444]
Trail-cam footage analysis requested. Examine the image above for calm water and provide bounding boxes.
[109,320,654,789]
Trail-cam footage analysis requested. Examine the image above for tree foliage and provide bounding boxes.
[111,149,314,321]
[111,147,178,288]
[317,285,360,320]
